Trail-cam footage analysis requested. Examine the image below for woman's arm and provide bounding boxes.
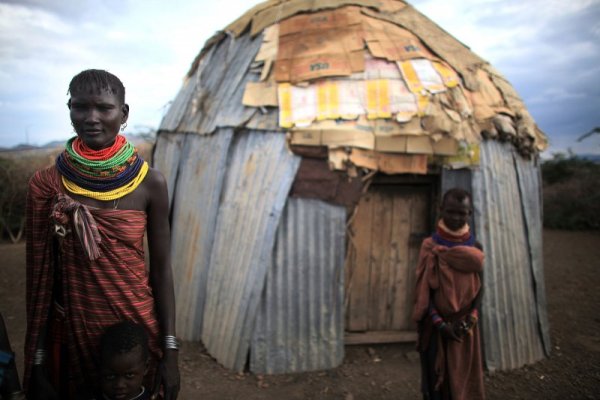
[145,169,179,400]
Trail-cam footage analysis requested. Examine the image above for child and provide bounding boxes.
[413,188,485,400]
[96,321,151,400]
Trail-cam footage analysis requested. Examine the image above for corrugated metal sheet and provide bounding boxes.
[472,140,545,371]
[250,198,346,374]
[159,32,278,136]
[514,155,551,355]
[201,131,301,371]
[152,132,187,206]
[169,130,234,340]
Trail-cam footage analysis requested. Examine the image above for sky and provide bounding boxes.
[0,0,599,155]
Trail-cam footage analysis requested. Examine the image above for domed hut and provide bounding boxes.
[154,0,551,374]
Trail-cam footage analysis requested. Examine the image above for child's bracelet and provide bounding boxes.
[33,349,46,365]
[164,335,180,351]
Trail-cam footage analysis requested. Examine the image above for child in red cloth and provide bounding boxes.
[413,188,485,400]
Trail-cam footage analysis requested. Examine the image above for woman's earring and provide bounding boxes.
[120,122,127,132]
[71,122,76,133]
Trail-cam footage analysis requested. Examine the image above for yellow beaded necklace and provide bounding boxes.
[62,161,149,201]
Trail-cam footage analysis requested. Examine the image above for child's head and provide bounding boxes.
[440,188,473,231]
[100,321,149,400]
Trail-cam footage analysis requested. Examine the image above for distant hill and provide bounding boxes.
[578,154,600,163]
[0,133,155,154]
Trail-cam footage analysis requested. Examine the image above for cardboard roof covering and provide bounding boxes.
[174,0,547,176]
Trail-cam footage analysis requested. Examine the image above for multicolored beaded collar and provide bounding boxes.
[55,135,148,201]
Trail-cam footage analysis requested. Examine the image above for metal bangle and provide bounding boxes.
[33,349,46,366]
[164,335,179,350]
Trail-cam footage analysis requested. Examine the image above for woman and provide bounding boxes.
[25,69,179,400]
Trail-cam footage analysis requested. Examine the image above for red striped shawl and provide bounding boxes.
[25,166,160,392]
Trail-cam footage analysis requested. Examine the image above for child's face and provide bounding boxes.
[440,196,472,231]
[100,345,148,400]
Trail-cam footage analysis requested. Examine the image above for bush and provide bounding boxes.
[0,152,54,242]
[542,153,600,230]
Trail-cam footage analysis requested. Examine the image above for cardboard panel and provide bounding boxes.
[277,79,418,128]
[242,81,279,107]
[250,0,383,36]
[275,7,366,82]
[398,59,446,95]
[279,5,362,36]
[363,15,435,62]
[406,135,433,154]
[349,149,428,174]
[432,137,459,156]
[375,135,407,152]
[255,24,279,62]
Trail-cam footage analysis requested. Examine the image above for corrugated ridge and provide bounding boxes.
[169,130,234,340]
[201,131,301,371]
[514,155,551,355]
[176,33,266,135]
[473,140,545,371]
[250,198,346,373]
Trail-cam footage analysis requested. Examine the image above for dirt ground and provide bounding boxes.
[1,229,599,399]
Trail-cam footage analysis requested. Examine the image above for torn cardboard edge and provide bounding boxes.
[278,5,363,37]
[289,120,459,156]
[362,13,437,62]
[250,0,385,37]
[328,147,428,174]
[359,7,486,91]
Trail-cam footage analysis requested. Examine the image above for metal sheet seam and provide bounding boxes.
[513,153,551,356]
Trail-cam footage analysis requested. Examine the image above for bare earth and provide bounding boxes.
[1,230,599,399]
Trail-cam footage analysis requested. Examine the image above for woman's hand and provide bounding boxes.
[28,365,58,400]
[152,349,180,400]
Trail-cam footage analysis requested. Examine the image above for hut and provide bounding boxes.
[153,0,551,374]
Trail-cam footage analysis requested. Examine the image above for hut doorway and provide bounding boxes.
[345,182,434,344]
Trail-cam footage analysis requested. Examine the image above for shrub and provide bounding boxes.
[542,153,600,230]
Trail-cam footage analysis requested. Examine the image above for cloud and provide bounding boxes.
[0,0,599,155]
[527,88,587,105]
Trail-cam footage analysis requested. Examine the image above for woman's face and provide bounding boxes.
[69,89,128,150]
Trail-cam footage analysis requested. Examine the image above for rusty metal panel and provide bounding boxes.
[201,131,301,371]
[169,130,234,340]
[514,155,551,356]
[250,198,346,374]
[161,32,278,136]
[472,140,546,371]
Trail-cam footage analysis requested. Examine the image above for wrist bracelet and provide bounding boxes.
[164,335,179,351]
[33,349,46,366]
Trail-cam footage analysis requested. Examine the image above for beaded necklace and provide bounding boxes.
[56,135,148,201]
